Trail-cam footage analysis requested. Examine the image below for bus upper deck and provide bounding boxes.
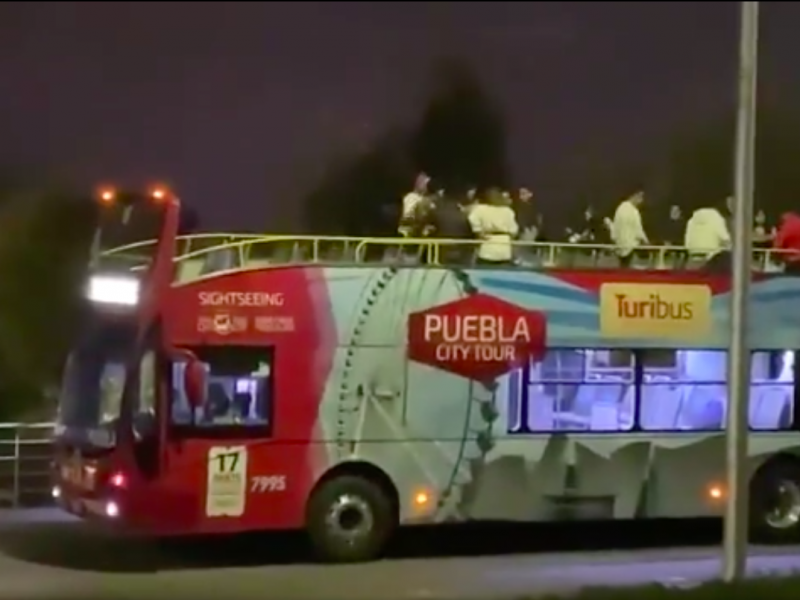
[101,233,794,284]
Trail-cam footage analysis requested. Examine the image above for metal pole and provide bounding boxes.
[722,0,759,583]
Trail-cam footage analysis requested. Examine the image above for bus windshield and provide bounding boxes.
[92,193,168,273]
[56,318,137,448]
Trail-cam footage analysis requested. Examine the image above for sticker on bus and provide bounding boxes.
[206,446,248,517]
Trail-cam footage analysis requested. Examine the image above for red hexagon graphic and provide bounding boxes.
[407,293,547,382]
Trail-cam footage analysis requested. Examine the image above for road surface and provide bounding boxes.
[0,509,798,599]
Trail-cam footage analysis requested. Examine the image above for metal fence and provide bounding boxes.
[0,423,55,508]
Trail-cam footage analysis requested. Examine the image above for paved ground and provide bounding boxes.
[0,509,798,599]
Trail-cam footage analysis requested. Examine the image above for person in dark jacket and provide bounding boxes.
[515,187,538,241]
[753,209,775,249]
[661,204,685,245]
[431,193,474,264]
[567,206,602,244]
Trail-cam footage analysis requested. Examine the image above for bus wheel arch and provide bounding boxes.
[305,461,399,562]
[749,453,800,543]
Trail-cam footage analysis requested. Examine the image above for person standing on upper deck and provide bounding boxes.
[515,187,538,242]
[684,205,730,255]
[398,172,431,237]
[661,204,685,245]
[431,190,474,264]
[468,187,519,265]
[460,188,480,224]
[610,191,649,267]
[684,202,731,271]
[774,212,800,274]
[753,209,776,249]
[566,206,595,244]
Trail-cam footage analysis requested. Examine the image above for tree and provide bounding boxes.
[301,59,508,234]
[0,185,95,421]
[411,58,508,192]
[303,130,412,236]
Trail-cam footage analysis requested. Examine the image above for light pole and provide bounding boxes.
[722,0,759,583]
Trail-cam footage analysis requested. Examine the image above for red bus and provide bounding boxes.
[53,190,800,561]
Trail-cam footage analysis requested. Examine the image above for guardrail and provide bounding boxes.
[0,423,54,508]
[105,234,795,275]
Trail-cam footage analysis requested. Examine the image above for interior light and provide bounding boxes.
[87,275,139,306]
[105,501,120,518]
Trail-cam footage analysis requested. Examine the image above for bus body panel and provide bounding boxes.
[86,263,799,536]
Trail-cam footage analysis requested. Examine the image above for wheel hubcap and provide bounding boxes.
[324,494,374,546]
[765,479,800,529]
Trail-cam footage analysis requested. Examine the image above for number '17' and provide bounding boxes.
[215,452,239,473]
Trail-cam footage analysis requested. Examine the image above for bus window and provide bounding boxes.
[516,349,635,433]
[640,350,726,431]
[749,351,794,430]
[133,350,157,439]
[639,350,794,432]
[171,346,273,431]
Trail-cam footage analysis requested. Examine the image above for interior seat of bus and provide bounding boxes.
[515,349,793,434]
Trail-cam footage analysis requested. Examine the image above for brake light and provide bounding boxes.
[108,471,127,488]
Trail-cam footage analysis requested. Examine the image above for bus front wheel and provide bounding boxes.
[749,459,800,544]
[305,474,396,562]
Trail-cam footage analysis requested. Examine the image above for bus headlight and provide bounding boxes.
[87,276,140,306]
[105,500,120,518]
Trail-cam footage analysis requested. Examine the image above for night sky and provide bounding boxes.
[2,2,799,230]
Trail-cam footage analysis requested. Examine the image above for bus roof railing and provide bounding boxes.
[100,234,797,281]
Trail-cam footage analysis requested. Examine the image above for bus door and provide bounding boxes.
[162,345,292,531]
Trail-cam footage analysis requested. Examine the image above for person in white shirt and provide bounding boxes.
[611,191,649,266]
[467,187,519,264]
[684,205,731,266]
[684,207,730,255]
[398,172,431,237]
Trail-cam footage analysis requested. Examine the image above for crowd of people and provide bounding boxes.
[397,172,800,272]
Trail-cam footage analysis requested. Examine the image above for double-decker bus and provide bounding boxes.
[53,191,800,562]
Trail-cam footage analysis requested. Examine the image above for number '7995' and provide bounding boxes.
[250,475,286,493]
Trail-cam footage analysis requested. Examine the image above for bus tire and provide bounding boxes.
[306,474,395,563]
[749,460,800,544]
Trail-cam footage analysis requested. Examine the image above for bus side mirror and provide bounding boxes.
[183,358,207,410]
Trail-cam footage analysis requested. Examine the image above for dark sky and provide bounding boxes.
[1,2,798,230]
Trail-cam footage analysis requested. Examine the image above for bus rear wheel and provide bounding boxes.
[306,475,395,562]
[749,460,800,544]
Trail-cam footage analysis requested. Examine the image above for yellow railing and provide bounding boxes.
[101,234,795,276]
[103,233,265,258]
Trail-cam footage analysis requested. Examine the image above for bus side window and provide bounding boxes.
[508,349,635,433]
[639,349,793,432]
[749,350,794,431]
[638,349,715,431]
[171,346,273,429]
